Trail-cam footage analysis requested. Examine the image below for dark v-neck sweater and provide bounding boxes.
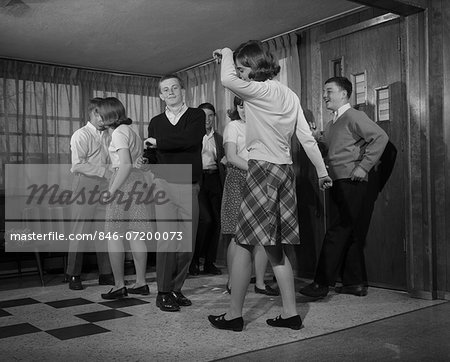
[146,107,205,183]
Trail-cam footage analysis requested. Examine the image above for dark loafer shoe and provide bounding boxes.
[266,315,302,330]
[208,313,244,332]
[68,275,83,290]
[156,293,180,312]
[171,291,192,306]
[335,284,368,296]
[299,282,329,298]
[98,274,115,286]
[255,284,280,296]
[189,263,200,276]
[128,284,150,295]
[203,263,222,275]
[101,286,128,300]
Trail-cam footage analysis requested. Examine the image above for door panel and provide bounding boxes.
[320,20,406,289]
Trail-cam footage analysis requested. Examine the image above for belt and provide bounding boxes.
[74,173,104,181]
[203,169,218,175]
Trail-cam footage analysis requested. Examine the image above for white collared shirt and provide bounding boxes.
[202,130,217,170]
[333,103,352,123]
[70,121,111,177]
[165,103,188,125]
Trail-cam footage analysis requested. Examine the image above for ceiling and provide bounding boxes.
[0,0,363,77]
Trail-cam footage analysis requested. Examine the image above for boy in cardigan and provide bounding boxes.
[300,76,388,298]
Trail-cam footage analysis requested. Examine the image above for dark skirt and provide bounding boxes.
[220,164,247,235]
[105,170,151,234]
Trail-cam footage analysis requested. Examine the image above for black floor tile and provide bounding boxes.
[0,298,40,308]
[46,298,94,309]
[99,298,150,309]
[0,309,11,317]
[0,323,41,339]
[46,323,110,340]
[76,309,132,323]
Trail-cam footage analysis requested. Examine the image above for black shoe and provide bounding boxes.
[299,282,329,298]
[208,313,244,332]
[128,284,150,295]
[189,263,200,276]
[335,284,368,296]
[101,287,128,300]
[156,293,180,312]
[98,274,115,286]
[255,284,280,296]
[266,315,302,330]
[171,291,192,306]
[203,263,222,275]
[68,275,83,290]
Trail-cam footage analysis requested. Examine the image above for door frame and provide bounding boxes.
[314,12,434,298]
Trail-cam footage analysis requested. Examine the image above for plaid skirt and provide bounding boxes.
[235,159,300,246]
[221,164,247,235]
[105,170,152,234]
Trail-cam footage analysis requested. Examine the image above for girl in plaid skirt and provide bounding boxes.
[208,41,332,331]
[222,96,279,297]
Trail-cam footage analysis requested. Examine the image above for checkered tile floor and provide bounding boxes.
[0,272,446,361]
[0,296,149,340]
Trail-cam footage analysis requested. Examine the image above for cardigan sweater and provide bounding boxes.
[145,107,205,183]
[220,48,328,178]
[322,107,389,181]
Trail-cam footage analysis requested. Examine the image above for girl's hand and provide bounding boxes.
[100,190,113,204]
[212,49,223,63]
[318,176,333,190]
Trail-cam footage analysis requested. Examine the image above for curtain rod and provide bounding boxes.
[0,56,162,79]
[176,5,366,73]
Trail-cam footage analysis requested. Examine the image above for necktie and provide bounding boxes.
[332,112,338,123]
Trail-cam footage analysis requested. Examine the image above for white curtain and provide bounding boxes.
[177,62,231,135]
[0,59,161,190]
[177,32,301,134]
[265,33,302,97]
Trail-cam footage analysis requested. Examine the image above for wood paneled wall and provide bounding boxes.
[294,2,450,299]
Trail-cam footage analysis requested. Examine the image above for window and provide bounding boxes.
[352,72,367,106]
[375,86,390,122]
[0,78,81,188]
[330,57,344,77]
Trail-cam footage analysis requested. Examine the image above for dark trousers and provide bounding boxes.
[193,172,222,266]
[315,179,369,287]
[155,181,200,293]
[66,175,112,276]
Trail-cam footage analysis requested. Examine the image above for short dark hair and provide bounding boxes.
[198,102,215,114]
[325,76,353,98]
[97,97,132,129]
[87,97,103,113]
[227,96,243,121]
[159,74,184,91]
[233,40,280,81]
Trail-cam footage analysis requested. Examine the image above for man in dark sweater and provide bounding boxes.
[299,76,388,298]
[144,74,205,311]
[190,102,226,276]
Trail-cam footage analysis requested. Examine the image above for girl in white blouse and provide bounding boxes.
[97,97,150,300]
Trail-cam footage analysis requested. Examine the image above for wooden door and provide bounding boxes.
[320,19,407,289]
